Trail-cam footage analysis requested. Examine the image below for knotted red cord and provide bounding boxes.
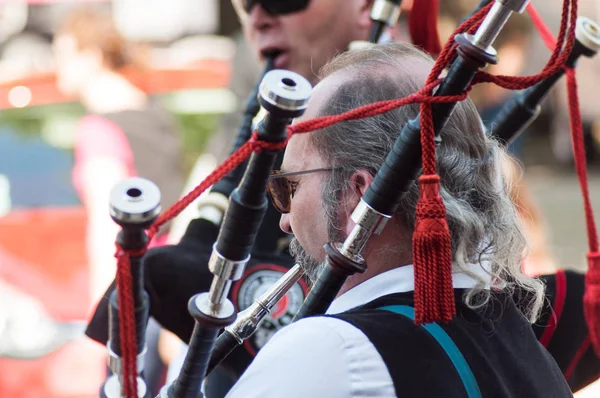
[112,1,581,394]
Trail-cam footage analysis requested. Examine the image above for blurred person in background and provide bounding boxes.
[52,6,185,395]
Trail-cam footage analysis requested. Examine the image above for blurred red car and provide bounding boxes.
[0,127,105,397]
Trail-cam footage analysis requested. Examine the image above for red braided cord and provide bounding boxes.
[288,80,468,134]
[410,2,494,325]
[114,245,147,398]
[475,0,576,90]
[418,2,496,176]
[147,131,289,239]
[566,71,599,252]
[566,67,600,355]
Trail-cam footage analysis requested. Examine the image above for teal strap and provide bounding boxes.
[378,305,482,398]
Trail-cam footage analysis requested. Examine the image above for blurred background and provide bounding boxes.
[0,0,598,397]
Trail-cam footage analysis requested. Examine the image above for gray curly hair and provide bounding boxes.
[310,42,544,322]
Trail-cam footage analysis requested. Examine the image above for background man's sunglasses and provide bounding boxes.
[233,0,311,17]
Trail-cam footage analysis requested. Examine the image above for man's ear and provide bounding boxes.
[350,169,374,199]
[357,0,375,30]
[342,169,374,237]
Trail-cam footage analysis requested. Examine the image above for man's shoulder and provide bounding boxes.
[226,315,396,398]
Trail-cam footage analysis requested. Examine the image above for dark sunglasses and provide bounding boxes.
[267,167,334,214]
[234,0,311,16]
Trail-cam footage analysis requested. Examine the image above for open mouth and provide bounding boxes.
[261,49,289,69]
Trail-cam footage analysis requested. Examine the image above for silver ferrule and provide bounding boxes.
[208,276,233,306]
[107,343,147,375]
[370,0,401,27]
[472,0,529,50]
[226,265,303,341]
[226,306,262,343]
[102,375,147,398]
[208,246,249,281]
[498,0,529,13]
[207,247,249,306]
[576,17,600,52]
[109,177,161,224]
[259,69,312,112]
[260,264,304,309]
[341,200,391,258]
[194,292,236,320]
[471,2,512,50]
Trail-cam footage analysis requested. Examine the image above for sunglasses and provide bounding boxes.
[232,0,311,18]
[267,167,334,214]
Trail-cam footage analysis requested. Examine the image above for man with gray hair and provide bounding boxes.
[225,42,572,398]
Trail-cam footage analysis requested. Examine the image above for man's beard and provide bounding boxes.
[289,237,325,285]
[288,201,346,286]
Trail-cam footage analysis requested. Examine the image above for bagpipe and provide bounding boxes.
[94,0,600,396]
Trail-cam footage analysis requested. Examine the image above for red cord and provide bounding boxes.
[539,270,567,348]
[565,335,592,380]
[114,246,147,398]
[527,4,557,49]
[566,68,600,355]
[566,68,599,252]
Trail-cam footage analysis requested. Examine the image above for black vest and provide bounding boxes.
[331,290,573,398]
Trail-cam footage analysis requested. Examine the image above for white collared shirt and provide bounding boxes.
[225,264,489,398]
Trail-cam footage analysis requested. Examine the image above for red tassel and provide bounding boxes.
[408,0,442,57]
[584,253,600,356]
[413,174,456,325]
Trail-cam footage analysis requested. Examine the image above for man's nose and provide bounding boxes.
[279,214,293,235]
[248,3,278,31]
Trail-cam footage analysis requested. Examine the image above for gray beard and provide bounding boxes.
[289,237,325,285]
[288,203,346,286]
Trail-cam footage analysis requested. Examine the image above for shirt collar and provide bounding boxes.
[326,262,491,315]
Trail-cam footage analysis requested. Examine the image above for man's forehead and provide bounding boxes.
[295,70,352,122]
[281,133,314,172]
[282,71,351,172]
